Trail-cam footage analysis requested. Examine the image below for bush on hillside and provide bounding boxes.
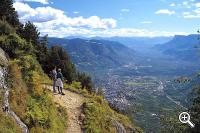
[0,20,15,35]
[9,62,68,133]
[83,96,143,133]
[77,72,93,93]
[1,34,33,58]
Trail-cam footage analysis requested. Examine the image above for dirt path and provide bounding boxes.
[43,85,85,133]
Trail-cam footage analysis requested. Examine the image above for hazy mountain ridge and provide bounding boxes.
[62,36,173,50]
[154,34,200,61]
[92,36,173,49]
[48,38,135,70]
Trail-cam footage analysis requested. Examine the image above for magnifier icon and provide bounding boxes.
[179,112,195,128]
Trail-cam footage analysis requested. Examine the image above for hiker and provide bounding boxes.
[56,68,65,95]
[51,66,57,93]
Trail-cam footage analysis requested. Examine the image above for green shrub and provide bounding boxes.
[71,81,82,89]
[76,72,93,93]
[9,61,68,133]
[0,20,15,35]
[83,95,143,133]
[83,98,115,133]
[1,34,33,58]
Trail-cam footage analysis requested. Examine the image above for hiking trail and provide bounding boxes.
[43,84,85,133]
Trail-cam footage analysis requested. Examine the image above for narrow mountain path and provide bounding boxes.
[43,84,85,133]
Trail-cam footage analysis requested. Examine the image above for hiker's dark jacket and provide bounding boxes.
[57,72,63,80]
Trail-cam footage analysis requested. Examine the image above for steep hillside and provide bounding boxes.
[0,14,141,133]
[92,36,173,50]
[51,82,143,133]
[0,1,143,132]
[154,34,200,61]
[42,84,143,133]
[48,38,135,71]
[1,44,141,133]
[0,48,22,133]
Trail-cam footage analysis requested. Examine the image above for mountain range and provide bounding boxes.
[48,38,135,71]
[47,34,200,132]
[91,36,173,50]
[154,34,200,61]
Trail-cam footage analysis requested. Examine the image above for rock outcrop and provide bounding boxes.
[0,48,8,67]
[112,119,127,133]
[0,48,29,133]
[0,48,8,89]
[111,118,137,133]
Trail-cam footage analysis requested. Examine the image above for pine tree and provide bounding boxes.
[19,21,40,47]
[36,35,49,71]
[0,0,20,27]
[48,46,77,83]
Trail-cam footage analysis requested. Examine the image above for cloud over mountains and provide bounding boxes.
[13,1,189,37]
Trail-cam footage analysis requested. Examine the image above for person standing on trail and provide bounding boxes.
[51,66,57,93]
[56,68,65,95]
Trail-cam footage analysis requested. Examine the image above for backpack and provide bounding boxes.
[50,70,57,80]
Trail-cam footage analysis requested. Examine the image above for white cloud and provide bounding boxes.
[183,12,190,15]
[183,2,200,18]
[183,14,200,18]
[13,2,188,37]
[170,0,200,18]
[195,3,200,8]
[155,9,175,15]
[170,3,176,7]
[121,9,130,12]
[38,28,156,37]
[173,0,197,9]
[194,8,200,14]
[14,2,117,29]
[15,0,49,4]
[158,31,188,36]
[38,27,188,38]
[73,11,79,14]
[14,2,64,22]
[140,21,152,24]
[182,1,188,6]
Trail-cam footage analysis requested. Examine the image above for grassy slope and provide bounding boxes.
[0,52,143,133]
[8,62,68,133]
[6,62,143,133]
[0,90,22,133]
[83,97,142,133]
[0,47,21,133]
[65,82,143,133]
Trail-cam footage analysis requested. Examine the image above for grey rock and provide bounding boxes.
[0,48,8,66]
[112,119,127,133]
[0,48,29,133]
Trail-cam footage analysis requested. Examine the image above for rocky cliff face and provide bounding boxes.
[0,48,29,133]
[0,48,8,89]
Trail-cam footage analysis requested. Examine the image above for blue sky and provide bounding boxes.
[13,0,200,37]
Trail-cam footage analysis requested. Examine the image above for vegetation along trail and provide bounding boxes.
[43,84,86,133]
